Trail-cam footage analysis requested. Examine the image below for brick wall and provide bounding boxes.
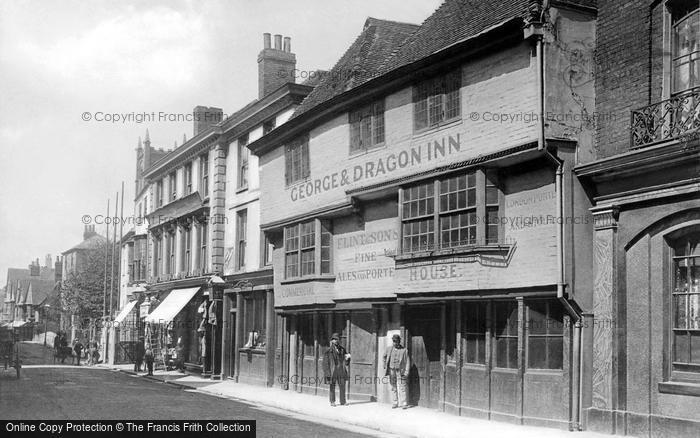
[594,0,665,159]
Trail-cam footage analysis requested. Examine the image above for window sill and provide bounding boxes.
[349,143,387,158]
[239,348,266,355]
[394,243,514,264]
[236,186,248,194]
[658,381,700,396]
[280,274,335,285]
[413,118,462,138]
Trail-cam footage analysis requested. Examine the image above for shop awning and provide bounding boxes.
[114,300,138,324]
[144,287,200,324]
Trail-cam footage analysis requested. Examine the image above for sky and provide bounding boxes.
[0,0,443,284]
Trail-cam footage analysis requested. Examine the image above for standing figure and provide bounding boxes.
[134,337,145,372]
[73,338,84,366]
[322,332,351,406]
[383,334,410,409]
[175,338,185,373]
[144,343,154,376]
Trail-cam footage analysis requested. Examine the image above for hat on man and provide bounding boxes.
[392,334,401,341]
[331,332,340,340]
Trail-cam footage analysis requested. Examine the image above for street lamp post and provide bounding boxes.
[43,304,51,347]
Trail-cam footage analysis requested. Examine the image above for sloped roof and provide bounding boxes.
[63,233,107,254]
[293,17,419,117]
[24,278,57,306]
[378,0,534,74]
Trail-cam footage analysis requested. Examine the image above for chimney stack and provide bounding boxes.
[29,259,40,277]
[193,106,224,136]
[258,33,297,99]
[83,224,97,241]
[55,256,63,283]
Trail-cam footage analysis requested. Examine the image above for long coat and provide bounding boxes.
[322,344,349,382]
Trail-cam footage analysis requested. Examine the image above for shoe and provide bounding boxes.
[330,402,336,407]
[392,405,399,409]
[402,405,409,410]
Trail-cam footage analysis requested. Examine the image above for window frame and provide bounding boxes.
[184,162,193,195]
[236,209,247,271]
[241,292,266,350]
[670,230,700,382]
[399,169,502,254]
[525,299,565,370]
[283,219,332,280]
[169,171,177,201]
[413,69,462,132]
[156,180,164,208]
[261,232,274,268]
[182,225,191,274]
[670,4,699,95]
[238,134,250,190]
[200,153,209,198]
[349,99,385,154]
[284,136,310,186]
[199,220,208,273]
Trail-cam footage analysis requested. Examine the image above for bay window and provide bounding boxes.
[284,219,332,279]
[400,169,501,254]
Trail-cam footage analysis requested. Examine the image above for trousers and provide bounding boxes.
[389,368,407,407]
[329,376,346,405]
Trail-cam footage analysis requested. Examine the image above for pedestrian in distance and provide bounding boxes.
[144,343,154,376]
[175,337,185,373]
[134,336,145,372]
[59,332,69,364]
[383,334,410,409]
[322,332,351,407]
[73,338,84,366]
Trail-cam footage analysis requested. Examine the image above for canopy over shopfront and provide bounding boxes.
[144,287,200,324]
[114,300,138,324]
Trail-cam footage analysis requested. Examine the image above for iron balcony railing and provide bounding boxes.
[631,87,700,149]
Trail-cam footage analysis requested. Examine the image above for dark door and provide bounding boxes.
[406,306,442,408]
[348,311,375,400]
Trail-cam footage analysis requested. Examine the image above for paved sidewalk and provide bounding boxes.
[99,364,610,438]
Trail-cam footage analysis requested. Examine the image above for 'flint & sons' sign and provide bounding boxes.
[290,134,461,201]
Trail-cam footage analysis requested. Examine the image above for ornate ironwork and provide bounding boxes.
[631,87,700,149]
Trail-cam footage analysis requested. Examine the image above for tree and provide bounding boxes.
[60,239,117,331]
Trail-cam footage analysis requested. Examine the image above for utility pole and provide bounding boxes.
[103,199,110,319]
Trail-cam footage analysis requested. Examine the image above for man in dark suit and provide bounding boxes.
[322,332,350,406]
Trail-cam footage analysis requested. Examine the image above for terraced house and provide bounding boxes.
[249,0,597,430]
[576,0,700,436]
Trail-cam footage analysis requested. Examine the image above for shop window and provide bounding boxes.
[400,170,501,253]
[284,136,310,186]
[494,301,518,369]
[446,303,457,362]
[413,69,461,131]
[349,100,385,153]
[526,299,564,370]
[672,231,700,376]
[284,219,332,279]
[463,301,487,365]
[242,293,266,350]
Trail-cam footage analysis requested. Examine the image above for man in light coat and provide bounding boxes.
[383,334,410,409]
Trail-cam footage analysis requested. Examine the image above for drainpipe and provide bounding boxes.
[544,148,581,431]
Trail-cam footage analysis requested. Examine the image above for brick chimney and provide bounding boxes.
[55,256,63,283]
[29,259,40,276]
[258,33,296,99]
[193,106,224,136]
[83,224,97,241]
